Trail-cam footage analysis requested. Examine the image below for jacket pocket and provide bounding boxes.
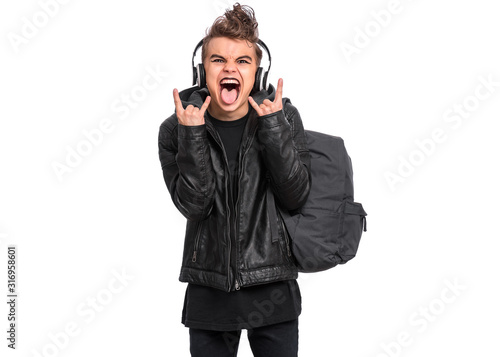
[191,220,204,263]
[266,173,295,265]
[278,215,293,262]
[266,175,279,244]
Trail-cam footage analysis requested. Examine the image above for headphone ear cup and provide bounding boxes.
[192,66,198,86]
[262,70,269,91]
[197,64,206,88]
[254,67,263,92]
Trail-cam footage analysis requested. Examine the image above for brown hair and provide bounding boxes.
[201,3,263,67]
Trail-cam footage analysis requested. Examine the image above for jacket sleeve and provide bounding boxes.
[158,116,215,221]
[257,100,311,211]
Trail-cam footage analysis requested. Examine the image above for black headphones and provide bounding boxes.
[191,38,272,93]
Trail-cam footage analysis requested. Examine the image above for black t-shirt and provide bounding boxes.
[181,110,302,331]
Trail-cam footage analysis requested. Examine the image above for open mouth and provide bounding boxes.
[219,78,241,105]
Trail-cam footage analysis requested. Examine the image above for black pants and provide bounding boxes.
[189,318,299,357]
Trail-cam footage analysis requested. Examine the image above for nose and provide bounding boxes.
[223,60,236,73]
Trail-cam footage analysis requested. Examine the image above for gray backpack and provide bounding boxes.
[268,130,367,273]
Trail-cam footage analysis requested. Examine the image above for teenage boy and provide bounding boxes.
[158,4,310,356]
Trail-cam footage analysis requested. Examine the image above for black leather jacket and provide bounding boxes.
[158,84,311,292]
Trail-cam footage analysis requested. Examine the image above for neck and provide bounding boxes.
[208,102,249,121]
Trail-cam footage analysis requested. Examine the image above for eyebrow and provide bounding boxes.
[210,54,253,62]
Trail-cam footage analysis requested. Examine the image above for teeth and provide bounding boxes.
[220,79,239,85]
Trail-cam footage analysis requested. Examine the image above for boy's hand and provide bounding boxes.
[248,78,283,116]
[173,88,211,126]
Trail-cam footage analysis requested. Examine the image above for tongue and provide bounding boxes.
[221,87,238,105]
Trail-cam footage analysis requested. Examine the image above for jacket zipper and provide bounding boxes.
[234,160,241,291]
[233,150,243,291]
[206,123,234,292]
[206,117,258,292]
[226,179,233,292]
[219,139,233,292]
[233,128,257,291]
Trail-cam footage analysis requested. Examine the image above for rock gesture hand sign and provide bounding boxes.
[248,78,284,116]
[173,88,211,126]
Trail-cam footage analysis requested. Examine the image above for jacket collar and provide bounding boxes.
[178,84,277,152]
[177,84,276,108]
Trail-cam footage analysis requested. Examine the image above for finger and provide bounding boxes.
[185,105,195,114]
[173,88,184,113]
[275,78,283,103]
[262,99,273,106]
[248,96,262,113]
[199,96,211,115]
[260,104,271,115]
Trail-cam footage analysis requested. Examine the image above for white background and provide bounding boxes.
[1,0,499,356]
